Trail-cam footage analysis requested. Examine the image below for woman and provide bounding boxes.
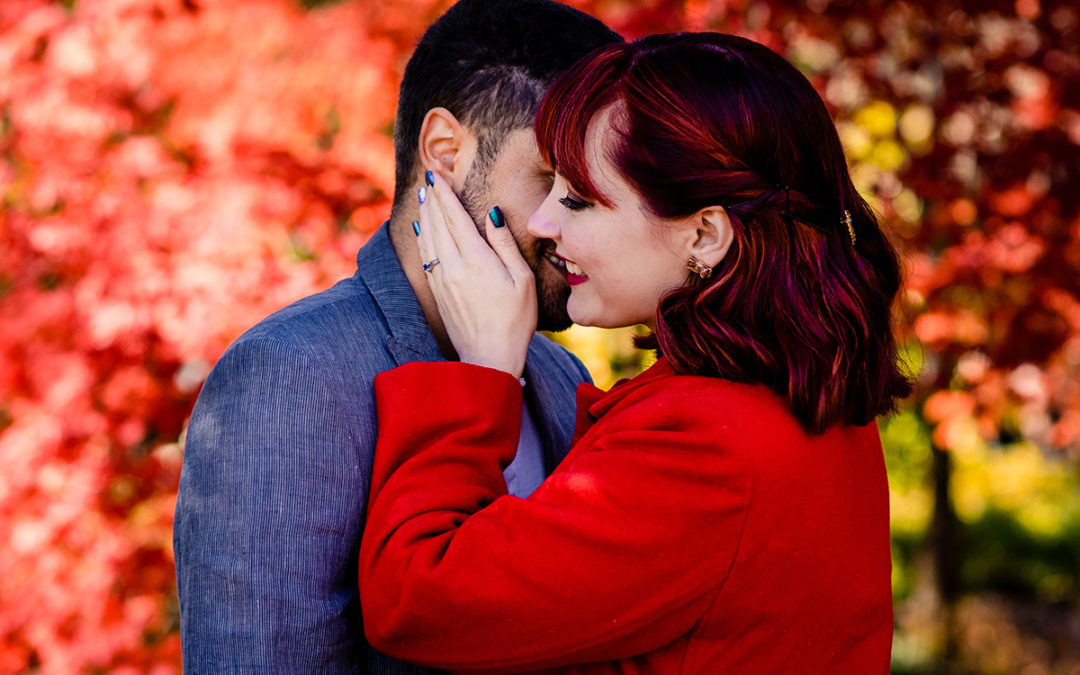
[359,33,912,673]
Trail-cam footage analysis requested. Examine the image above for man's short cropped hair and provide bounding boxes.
[392,0,622,208]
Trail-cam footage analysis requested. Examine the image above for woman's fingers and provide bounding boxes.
[484,206,534,289]
[428,171,491,261]
[417,173,459,275]
[408,172,538,378]
[414,213,439,281]
[418,168,533,297]
[415,187,439,279]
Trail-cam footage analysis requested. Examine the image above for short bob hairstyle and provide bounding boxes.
[536,33,912,433]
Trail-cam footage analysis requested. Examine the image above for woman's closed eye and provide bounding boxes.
[558,193,593,211]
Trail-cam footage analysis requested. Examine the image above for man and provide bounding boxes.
[172,1,622,672]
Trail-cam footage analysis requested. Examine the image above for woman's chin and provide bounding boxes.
[567,309,599,329]
[568,298,647,330]
[568,311,627,331]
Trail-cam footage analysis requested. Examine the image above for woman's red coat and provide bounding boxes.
[359,358,892,673]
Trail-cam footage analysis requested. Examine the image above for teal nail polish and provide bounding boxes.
[425,170,434,187]
[412,220,420,236]
[489,205,505,228]
[418,187,426,205]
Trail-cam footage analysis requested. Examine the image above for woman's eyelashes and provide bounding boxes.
[558,193,592,211]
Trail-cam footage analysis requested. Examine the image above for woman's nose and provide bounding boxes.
[527,198,560,241]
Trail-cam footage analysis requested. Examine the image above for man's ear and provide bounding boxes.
[687,206,735,269]
[417,107,478,192]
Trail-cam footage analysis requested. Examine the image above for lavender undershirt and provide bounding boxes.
[503,401,545,498]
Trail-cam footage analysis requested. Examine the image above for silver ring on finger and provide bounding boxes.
[422,257,441,273]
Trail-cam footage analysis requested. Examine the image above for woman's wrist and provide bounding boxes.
[459,350,527,380]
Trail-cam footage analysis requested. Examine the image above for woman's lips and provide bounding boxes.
[546,251,588,285]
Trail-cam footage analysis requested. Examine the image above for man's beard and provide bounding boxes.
[459,169,572,332]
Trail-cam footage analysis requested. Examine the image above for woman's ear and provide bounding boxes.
[687,206,734,269]
[417,107,478,191]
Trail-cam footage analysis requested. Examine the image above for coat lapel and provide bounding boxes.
[353,223,444,367]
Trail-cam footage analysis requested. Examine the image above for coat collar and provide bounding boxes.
[571,356,675,443]
[353,222,444,365]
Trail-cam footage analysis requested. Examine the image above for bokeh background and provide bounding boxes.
[2,0,1079,672]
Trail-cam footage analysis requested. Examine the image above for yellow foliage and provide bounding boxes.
[890,485,934,538]
[854,100,898,138]
[837,121,873,159]
[951,440,1080,540]
[899,104,936,152]
[871,139,909,172]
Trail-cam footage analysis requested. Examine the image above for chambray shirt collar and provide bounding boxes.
[353,221,444,365]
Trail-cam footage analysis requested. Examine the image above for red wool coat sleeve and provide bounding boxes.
[359,361,753,673]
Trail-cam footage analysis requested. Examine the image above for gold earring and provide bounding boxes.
[686,255,712,280]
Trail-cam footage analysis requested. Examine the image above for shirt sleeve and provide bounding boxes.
[359,361,752,673]
[174,337,369,672]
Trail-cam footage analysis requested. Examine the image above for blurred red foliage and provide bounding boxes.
[0,0,443,669]
[1,0,1077,671]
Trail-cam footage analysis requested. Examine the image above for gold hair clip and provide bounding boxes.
[842,209,855,246]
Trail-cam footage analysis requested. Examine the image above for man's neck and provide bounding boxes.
[387,202,458,360]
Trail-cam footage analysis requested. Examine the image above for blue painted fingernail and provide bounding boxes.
[418,187,426,205]
[489,205,505,228]
[412,220,420,236]
[425,170,434,187]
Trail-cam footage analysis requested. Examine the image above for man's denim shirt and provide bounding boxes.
[173,223,591,673]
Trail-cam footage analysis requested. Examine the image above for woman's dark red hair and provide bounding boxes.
[536,33,913,433]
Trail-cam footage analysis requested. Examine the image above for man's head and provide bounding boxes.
[393,0,621,331]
